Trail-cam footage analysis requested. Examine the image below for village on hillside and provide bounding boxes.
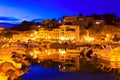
[0,14,120,80]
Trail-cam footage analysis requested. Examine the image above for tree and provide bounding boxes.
[49,18,60,29]
[11,21,35,31]
[102,14,118,25]
[62,15,66,19]
[78,13,83,17]
[91,14,101,20]
[35,22,41,25]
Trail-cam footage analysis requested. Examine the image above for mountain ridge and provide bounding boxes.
[0,22,18,28]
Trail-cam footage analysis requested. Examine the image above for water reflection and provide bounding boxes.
[1,42,120,80]
[22,65,117,80]
[21,54,120,80]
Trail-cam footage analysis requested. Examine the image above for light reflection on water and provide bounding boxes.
[21,60,120,80]
[110,61,120,68]
[12,47,120,80]
[22,65,118,80]
[1,43,119,80]
[1,41,120,80]
[20,46,120,80]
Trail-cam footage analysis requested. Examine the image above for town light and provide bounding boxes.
[84,36,95,42]
[66,37,70,40]
[29,52,34,56]
[105,34,110,41]
[34,49,39,54]
[47,52,51,55]
[34,31,38,35]
[60,36,65,41]
[71,37,75,40]
[59,49,66,55]
[30,34,34,37]
[33,54,37,58]
[38,25,41,27]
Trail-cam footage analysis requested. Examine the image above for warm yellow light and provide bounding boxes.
[59,41,62,43]
[106,34,110,37]
[105,34,110,41]
[31,38,35,40]
[66,37,70,40]
[33,50,39,54]
[0,76,8,80]
[33,54,37,58]
[29,52,34,56]
[47,52,51,55]
[34,31,38,35]
[38,25,41,27]
[30,34,34,37]
[60,36,65,41]
[59,49,66,55]
[48,36,51,39]
[90,37,94,41]
[45,50,48,53]
[71,37,75,40]
[84,36,94,42]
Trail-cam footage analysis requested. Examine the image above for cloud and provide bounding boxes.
[0,16,20,22]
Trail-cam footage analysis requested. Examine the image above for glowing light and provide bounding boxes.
[71,37,75,40]
[0,76,8,80]
[45,50,48,53]
[29,52,34,56]
[96,21,100,24]
[59,20,61,23]
[30,34,34,37]
[4,37,6,40]
[66,37,70,40]
[59,41,62,43]
[31,38,35,40]
[84,36,95,42]
[60,36,65,41]
[33,50,40,54]
[59,65,61,68]
[59,49,66,55]
[106,34,110,37]
[47,52,51,55]
[34,31,38,35]
[84,31,94,42]
[38,25,41,27]
[105,34,110,41]
[33,54,37,58]
[47,36,51,39]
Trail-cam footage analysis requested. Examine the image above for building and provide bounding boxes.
[36,48,80,62]
[63,16,79,25]
[0,27,5,33]
[12,31,33,42]
[11,25,80,43]
[42,19,51,24]
[34,25,80,43]
[60,25,80,43]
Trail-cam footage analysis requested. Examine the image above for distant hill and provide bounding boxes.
[0,22,18,28]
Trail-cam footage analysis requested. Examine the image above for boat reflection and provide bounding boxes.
[22,52,120,79]
[0,42,120,80]
[21,47,120,80]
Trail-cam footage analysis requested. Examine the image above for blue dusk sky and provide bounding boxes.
[0,0,120,23]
